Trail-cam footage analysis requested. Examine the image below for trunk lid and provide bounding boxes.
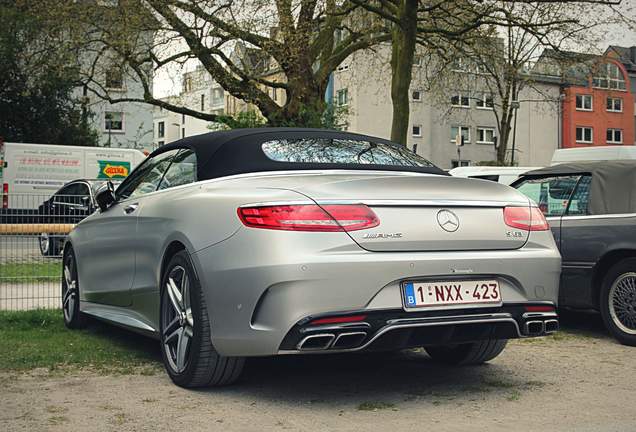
[286,172,531,252]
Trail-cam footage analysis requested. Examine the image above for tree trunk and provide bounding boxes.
[389,0,418,145]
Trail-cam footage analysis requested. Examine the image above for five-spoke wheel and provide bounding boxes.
[62,247,86,329]
[159,250,244,387]
[162,266,194,373]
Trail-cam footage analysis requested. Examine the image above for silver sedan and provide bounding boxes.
[62,128,561,388]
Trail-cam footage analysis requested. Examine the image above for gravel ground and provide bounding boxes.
[1,311,635,432]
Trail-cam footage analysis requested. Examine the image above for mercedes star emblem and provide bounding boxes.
[437,209,460,232]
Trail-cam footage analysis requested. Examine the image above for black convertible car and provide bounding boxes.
[513,161,636,346]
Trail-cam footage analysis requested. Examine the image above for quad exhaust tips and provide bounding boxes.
[297,332,368,351]
[297,333,335,350]
[544,319,559,334]
[525,320,545,336]
[524,319,559,336]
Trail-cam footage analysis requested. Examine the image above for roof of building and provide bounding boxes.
[606,45,636,73]
[148,128,448,180]
[521,161,636,215]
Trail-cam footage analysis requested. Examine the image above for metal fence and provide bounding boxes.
[0,193,84,310]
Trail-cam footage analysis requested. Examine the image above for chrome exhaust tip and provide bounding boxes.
[331,332,367,349]
[297,333,335,351]
[544,319,559,334]
[525,320,544,336]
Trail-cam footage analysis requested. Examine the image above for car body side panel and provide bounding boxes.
[557,215,636,309]
[70,203,138,306]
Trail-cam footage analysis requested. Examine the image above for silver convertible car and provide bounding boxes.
[62,128,561,388]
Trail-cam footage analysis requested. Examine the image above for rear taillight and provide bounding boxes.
[237,204,379,232]
[503,206,549,231]
[2,183,7,209]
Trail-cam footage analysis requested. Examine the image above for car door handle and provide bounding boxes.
[124,203,138,214]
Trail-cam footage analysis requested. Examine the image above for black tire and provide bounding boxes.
[159,250,244,388]
[600,258,636,347]
[62,247,86,329]
[39,233,60,256]
[425,339,508,365]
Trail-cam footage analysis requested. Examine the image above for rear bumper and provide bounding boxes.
[190,228,561,357]
[279,304,558,354]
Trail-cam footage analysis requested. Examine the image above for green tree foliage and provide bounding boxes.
[0,2,98,145]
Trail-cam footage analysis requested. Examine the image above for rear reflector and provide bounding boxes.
[503,206,549,231]
[237,204,379,232]
[310,315,368,325]
[525,305,556,313]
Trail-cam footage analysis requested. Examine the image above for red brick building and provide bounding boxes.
[561,58,634,148]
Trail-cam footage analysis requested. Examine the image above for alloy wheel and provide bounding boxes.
[40,233,50,255]
[62,256,77,322]
[162,266,194,373]
[609,272,636,335]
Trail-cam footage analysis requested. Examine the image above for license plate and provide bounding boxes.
[402,279,502,309]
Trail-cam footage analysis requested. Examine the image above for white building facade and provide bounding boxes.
[333,45,561,169]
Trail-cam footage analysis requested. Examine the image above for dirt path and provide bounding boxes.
[2,312,635,432]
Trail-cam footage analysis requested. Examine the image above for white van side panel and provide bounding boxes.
[1,143,145,208]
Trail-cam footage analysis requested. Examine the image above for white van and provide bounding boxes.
[448,166,541,185]
[551,146,636,165]
[1,142,146,208]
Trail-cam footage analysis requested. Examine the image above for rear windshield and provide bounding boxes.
[261,138,435,167]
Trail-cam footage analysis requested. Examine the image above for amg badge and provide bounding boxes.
[362,232,403,239]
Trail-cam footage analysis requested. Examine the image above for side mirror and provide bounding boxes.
[95,181,116,212]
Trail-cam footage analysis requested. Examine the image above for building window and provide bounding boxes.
[575,94,593,111]
[606,97,623,112]
[271,87,278,101]
[412,125,422,137]
[157,121,165,138]
[200,94,205,111]
[593,63,626,90]
[451,160,471,168]
[182,114,186,124]
[607,128,622,144]
[336,64,349,72]
[412,143,418,154]
[476,127,495,144]
[412,90,422,102]
[158,140,165,146]
[575,126,593,144]
[183,77,193,92]
[475,93,494,109]
[450,126,470,144]
[336,88,348,106]
[182,127,186,138]
[451,93,470,108]
[104,112,123,132]
[105,66,124,90]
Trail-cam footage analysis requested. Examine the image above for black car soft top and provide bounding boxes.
[521,160,636,215]
[148,128,448,180]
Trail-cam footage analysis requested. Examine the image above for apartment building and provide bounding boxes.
[77,37,154,151]
[535,49,635,148]
[332,45,560,168]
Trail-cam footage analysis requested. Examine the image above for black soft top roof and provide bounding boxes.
[521,160,636,215]
[149,128,447,179]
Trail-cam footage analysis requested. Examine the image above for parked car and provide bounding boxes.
[551,145,636,165]
[449,166,541,185]
[512,161,636,346]
[63,128,561,388]
[37,180,116,256]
